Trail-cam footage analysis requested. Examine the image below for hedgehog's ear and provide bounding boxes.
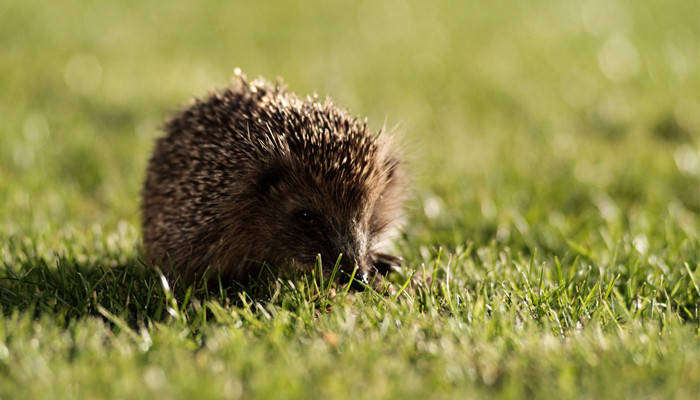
[255,165,285,198]
[384,156,401,182]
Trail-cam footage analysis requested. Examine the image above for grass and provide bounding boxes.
[1,0,698,398]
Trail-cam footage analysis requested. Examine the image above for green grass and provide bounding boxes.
[1,0,698,398]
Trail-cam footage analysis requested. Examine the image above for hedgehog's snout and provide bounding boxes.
[329,246,370,290]
[337,261,370,291]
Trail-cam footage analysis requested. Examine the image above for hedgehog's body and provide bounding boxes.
[142,75,404,287]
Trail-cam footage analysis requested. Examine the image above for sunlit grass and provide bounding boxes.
[1,0,698,399]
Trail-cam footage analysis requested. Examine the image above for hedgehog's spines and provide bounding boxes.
[142,73,405,287]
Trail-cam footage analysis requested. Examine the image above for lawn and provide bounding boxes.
[1,0,698,399]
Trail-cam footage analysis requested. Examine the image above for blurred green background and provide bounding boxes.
[1,0,697,261]
[0,2,698,398]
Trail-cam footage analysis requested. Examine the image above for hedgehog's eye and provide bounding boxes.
[295,209,317,226]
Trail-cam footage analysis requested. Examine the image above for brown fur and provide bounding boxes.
[142,74,405,286]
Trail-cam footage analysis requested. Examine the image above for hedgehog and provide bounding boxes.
[141,72,405,289]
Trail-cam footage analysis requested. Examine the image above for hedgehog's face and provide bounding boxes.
[249,151,403,287]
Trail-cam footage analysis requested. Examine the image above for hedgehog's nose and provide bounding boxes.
[336,255,370,290]
[339,269,369,291]
[335,249,370,290]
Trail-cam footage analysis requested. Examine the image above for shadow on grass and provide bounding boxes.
[0,255,377,328]
[0,257,280,327]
